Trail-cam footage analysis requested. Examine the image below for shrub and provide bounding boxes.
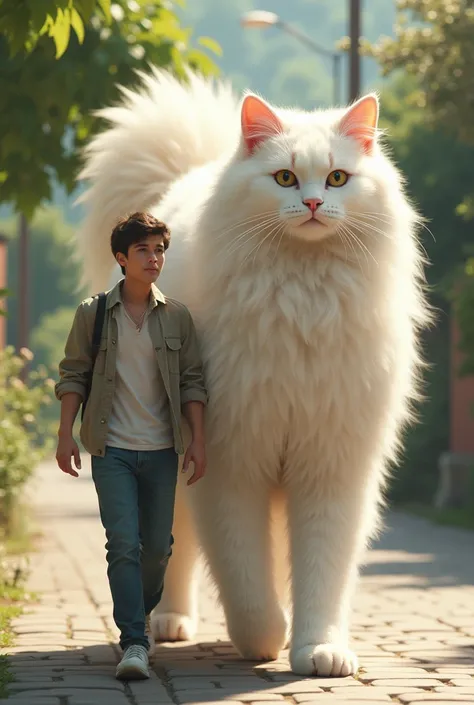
[0,346,54,534]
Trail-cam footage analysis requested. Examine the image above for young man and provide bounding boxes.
[55,212,207,681]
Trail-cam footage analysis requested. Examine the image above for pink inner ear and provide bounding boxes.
[339,95,379,154]
[241,95,282,155]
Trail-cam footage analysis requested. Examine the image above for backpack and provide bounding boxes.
[81,292,107,421]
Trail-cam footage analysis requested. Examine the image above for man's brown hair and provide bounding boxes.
[111,212,171,274]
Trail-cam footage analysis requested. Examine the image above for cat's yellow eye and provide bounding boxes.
[326,170,349,188]
[274,169,298,188]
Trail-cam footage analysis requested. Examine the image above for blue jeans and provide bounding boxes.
[91,446,178,651]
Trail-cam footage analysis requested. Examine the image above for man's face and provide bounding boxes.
[116,235,166,283]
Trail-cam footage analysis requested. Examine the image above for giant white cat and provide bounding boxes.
[77,69,428,677]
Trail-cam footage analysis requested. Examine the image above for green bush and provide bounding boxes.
[0,346,55,534]
[30,306,77,372]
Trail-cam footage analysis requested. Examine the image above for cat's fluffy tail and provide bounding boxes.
[76,68,239,292]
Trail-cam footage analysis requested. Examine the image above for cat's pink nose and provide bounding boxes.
[303,197,323,213]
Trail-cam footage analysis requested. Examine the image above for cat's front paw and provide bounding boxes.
[151,612,196,642]
[290,643,358,677]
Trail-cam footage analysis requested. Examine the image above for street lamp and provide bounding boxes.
[240,10,342,106]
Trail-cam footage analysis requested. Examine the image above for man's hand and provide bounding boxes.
[182,438,206,486]
[56,434,82,478]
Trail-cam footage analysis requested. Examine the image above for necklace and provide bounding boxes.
[123,304,147,331]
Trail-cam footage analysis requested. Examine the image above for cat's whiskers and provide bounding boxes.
[337,223,366,268]
[347,215,430,262]
[345,214,427,260]
[271,223,287,266]
[338,220,378,267]
[244,220,286,268]
[347,209,436,243]
[335,224,354,264]
[226,216,281,249]
[221,215,283,263]
[344,216,392,242]
[216,211,280,240]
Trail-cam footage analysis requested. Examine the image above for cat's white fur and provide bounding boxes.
[77,69,428,676]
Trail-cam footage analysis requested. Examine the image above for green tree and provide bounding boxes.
[30,306,77,371]
[377,73,474,502]
[0,0,220,218]
[0,0,110,58]
[4,206,84,352]
[372,0,474,376]
[373,0,474,145]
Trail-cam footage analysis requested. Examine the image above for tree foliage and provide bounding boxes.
[30,306,78,372]
[377,72,474,501]
[0,0,110,58]
[373,1,474,380]
[0,0,220,218]
[373,0,474,144]
[4,207,85,351]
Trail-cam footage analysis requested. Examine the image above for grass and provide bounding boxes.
[402,502,474,531]
[0,655,15,698]
[0,586,24,698]
[0,507,38,699]
[0,581,37,700]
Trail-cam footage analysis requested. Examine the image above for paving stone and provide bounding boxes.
[435,687,474,695]
[0,699,61,705]
[68,696,131,705]
[296,696,391,703]
[170,677,275,691]
[7,677,125,692]
[285,679,361,690]
[370,678,445,688]
[174,693,284,703]
[399,694,474,703]
[350,686,425,696]
[13,625,67,635]
[357,668,431,682]
[165,666,226,676]
[18,459,474,705]
[170,702,243,705]
[6,689,123,700]
[128,677,172,700]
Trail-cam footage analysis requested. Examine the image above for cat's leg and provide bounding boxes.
[287,473,380,676]
[150,479,201,641]
[194,476,288,660]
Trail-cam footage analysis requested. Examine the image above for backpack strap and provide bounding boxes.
[90,292,107,365]
[81,292,107,421]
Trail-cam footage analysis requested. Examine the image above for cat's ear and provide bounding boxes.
[241,94,282,155]
[339,94,379,154]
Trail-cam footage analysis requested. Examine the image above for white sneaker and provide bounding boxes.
[116,644,149,680]
[145,614,156,657]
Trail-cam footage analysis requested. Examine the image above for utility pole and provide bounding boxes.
[349,0,361,102]
[18,213,29,352]
[0,233,7,349]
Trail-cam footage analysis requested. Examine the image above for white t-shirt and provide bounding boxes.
[106,304,174,450]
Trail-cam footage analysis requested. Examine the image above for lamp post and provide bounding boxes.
[349,0,361,101]
[18,213,29,352]
[240,10,342,106]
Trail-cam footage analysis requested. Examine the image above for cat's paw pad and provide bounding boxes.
[151,612,196,642]
[290,643,358,677]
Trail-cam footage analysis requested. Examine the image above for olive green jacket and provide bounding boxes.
[55,281,207,456]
